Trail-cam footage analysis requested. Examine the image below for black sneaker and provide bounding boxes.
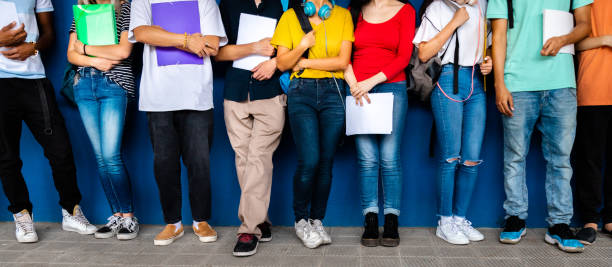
[95,215,122,239]
[233,233,259,257]
[117,217,139,240]
[381,214,399,247]
[576,227,597,245]
[361,212,379,247]
[258,222,272,242]
[545,224,584,253]
[499,216,526,244]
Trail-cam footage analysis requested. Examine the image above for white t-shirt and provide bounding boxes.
[129,0,228,112]
[413,0,491,66]
[0,0,53,79]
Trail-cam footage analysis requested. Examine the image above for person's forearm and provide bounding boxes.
[84,32,133,60]
[577,35,611,51]
[216,43,255,61]
[67,49,95,68]
[301,56,350,72]
[133,26,184,47]
[344,64,358,87]
[277,46,308,71]
[418,20,460,62]
[492,20,507,91]
[37,30,53,52]
[559,6,592,46]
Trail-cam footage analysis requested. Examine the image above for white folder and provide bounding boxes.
[233,13,277,71]
[543,9,575,55]
[346,93,394,136]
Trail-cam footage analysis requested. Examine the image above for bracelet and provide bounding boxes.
[183,32,188,49]
[83,44,88,56]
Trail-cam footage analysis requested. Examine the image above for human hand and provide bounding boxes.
[480,56,492,75]
[292,58,307,72]
[202,35,220,56]
[186,33,207,57]
[351,79,377,106]
[603,35,612,47]
[495,84,514,117]
[451,7,470,27]
[298,31,316,50]
[252,37,275,57]
[90,57,120,72]
[1,42,36,61]
[541,36,567,56]
[0,22,26,47]
[251,58,277,81]
[453,0,477,5]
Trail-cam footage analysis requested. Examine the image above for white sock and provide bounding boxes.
[193,220,200,230]
[173,222,182,232]
[440,216,453,225]
[453,215,465,223]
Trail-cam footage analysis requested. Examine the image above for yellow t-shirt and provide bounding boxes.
[271,6,354,79]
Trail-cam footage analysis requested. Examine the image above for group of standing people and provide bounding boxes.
[0,0,610,258]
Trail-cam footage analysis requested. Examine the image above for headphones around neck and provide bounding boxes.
[303,0,335,20]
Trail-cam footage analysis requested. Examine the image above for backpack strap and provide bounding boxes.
[453,34,459,94]
[507,0,514,29]
[293,7,313,59]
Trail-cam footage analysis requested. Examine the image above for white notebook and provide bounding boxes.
[233,13,277,71]
[345,93,394,136]
[543,9,575,55]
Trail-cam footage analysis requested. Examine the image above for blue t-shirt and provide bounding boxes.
[0,0,54,79]
[487,0,592,92]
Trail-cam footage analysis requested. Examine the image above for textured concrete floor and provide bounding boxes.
[0,223,610,266]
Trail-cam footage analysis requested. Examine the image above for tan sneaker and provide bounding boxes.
[193,221,217,243]
[154,224,184,246]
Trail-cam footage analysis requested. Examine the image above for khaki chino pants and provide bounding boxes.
[223,94,286,237]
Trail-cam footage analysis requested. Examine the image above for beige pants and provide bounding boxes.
[223,94,286,237]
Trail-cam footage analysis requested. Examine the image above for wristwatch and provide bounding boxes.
[30,42,39,56]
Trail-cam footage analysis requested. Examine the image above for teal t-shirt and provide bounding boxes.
[487,0,592,92]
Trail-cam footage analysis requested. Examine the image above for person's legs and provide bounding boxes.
[310,79,345,221]
[235,95,286,237]
[176,110,214,223]
[22,79,82,212]
[288,79,320,222]
[97,77,133,214]
[354,134,380,215]
[378,83,408,216]
[502,91,541,221]
[537,88,577,227]
[0,78,32,214]
[574,106,610,227]
[147,112,182,224]
[604,110,612,227]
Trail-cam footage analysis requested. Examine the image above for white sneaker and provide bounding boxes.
[436,218,469,245]
[62,205,97,235]
[311,219,332,245]
[454,216,484,242]
[13,210,38,243]
[294,219,323,249]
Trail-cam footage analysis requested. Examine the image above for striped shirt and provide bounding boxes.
[70,2,136,99]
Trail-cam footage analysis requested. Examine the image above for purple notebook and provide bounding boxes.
[151,1,202,66]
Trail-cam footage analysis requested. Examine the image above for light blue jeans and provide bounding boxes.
[74,68,133,214]
[431,65,486,217]
[502,88,577,226]
[354,82,408,216]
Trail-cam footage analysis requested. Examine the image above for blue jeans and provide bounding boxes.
[353,82,407,216]
[502,88,577,226]
[431,65,486,217]
[288,78,346,221]
[74,68,133,214]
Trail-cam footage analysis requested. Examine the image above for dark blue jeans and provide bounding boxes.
[288,78,346,222]
[74,68,133,214]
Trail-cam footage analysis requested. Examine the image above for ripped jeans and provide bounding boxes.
[431,65,486,217]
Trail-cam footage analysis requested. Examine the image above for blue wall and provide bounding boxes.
[0,0,558,228]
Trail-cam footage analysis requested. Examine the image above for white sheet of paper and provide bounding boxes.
[543,9,575,55]
[233,13,277,71]
[346,93,394,136]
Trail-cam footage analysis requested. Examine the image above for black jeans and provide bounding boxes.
[287,78,346,222]
[0,78,82,214]
[147,110,214,224]
[574,106,612,225]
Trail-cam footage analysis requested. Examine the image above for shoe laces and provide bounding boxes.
[310,219,325,233]
[70,208,92,227]
[442,220,461,235]
[105,215,123,230]
[122,217,138,232]
[15,214,34,234]
[456,218,475,232]
[238,233,254,243]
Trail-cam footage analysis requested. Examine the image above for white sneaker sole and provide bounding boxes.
[299,236,323,249]
[259,236,272,242]
[467,235,485,242]
[154,231,184,246]
[544,234,584,253]
[117,231,138,240]
[198,235,218,243]
[62,224,97,235]
[232,242,258,257]
[436,228,469,245]
[16,235,38,243]
[94,231,116,239]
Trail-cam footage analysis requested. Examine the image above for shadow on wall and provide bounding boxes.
[0,0,560,228]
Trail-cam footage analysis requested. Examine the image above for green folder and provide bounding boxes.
[73,4,118,45]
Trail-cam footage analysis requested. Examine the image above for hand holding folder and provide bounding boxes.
[151,1,203,66]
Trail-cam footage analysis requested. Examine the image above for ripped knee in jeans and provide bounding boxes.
[462,160,483,167]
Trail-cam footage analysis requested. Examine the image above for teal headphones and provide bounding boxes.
[302,0,335,20]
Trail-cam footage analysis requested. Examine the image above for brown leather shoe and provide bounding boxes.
[154,224,184,246]
[193,221,217,243]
